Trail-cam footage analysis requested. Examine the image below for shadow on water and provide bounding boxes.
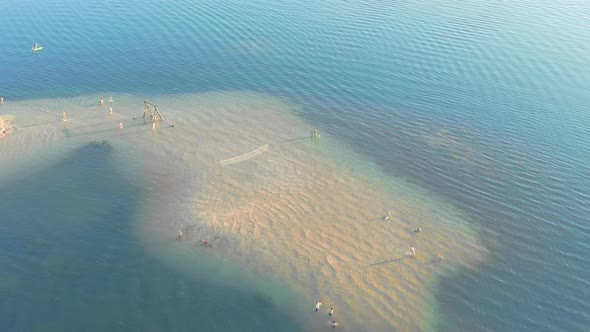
[0,142,304,332]
[278,136,310,143]
[363,257,408,268]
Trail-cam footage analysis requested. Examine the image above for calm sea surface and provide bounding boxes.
[1,0,589,331]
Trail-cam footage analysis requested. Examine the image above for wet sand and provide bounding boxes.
[0,92,487,331]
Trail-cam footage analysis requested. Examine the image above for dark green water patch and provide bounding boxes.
[0,141,304,332]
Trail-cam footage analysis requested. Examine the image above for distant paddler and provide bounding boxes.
[32,42,43,52]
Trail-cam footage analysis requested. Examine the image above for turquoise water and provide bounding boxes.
[1,0,590,331]
[0,142,303,331]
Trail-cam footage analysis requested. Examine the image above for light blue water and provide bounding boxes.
[1,0,590,331]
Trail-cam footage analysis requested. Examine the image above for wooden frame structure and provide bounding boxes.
[143,100,165,122]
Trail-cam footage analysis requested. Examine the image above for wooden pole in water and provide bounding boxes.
[144,100,165,124]
[154,105,165,121]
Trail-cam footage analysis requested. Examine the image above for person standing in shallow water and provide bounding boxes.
[329,307,334,316]
[315,301,322,312]
[178,230,183,239]
[410,246,416,257]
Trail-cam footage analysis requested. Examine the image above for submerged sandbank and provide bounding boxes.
[122,92,488,331]
[0,92,488,331]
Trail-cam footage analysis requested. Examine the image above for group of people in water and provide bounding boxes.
[384,210,446,261]
[94,96,175,131]
[385,210,422,258]
[96,96,125,130]
[177,230,212,248]
[97,96,114,107]
[315,301,339,328]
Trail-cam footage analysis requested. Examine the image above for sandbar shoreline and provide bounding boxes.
[0,92,488,331]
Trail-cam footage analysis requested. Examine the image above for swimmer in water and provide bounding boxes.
[311,128,320,138]
[414,227,423,233]
[315,301,322,312]
[384,211,391,221]
[329,320,339,328]
[178,230,183,239]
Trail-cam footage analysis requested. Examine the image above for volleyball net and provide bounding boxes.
[219,144,269,167]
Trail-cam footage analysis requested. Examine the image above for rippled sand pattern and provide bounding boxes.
[130,92,487,331]
[1,92,486,331]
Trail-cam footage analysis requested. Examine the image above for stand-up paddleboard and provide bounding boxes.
[32,42,43,52]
